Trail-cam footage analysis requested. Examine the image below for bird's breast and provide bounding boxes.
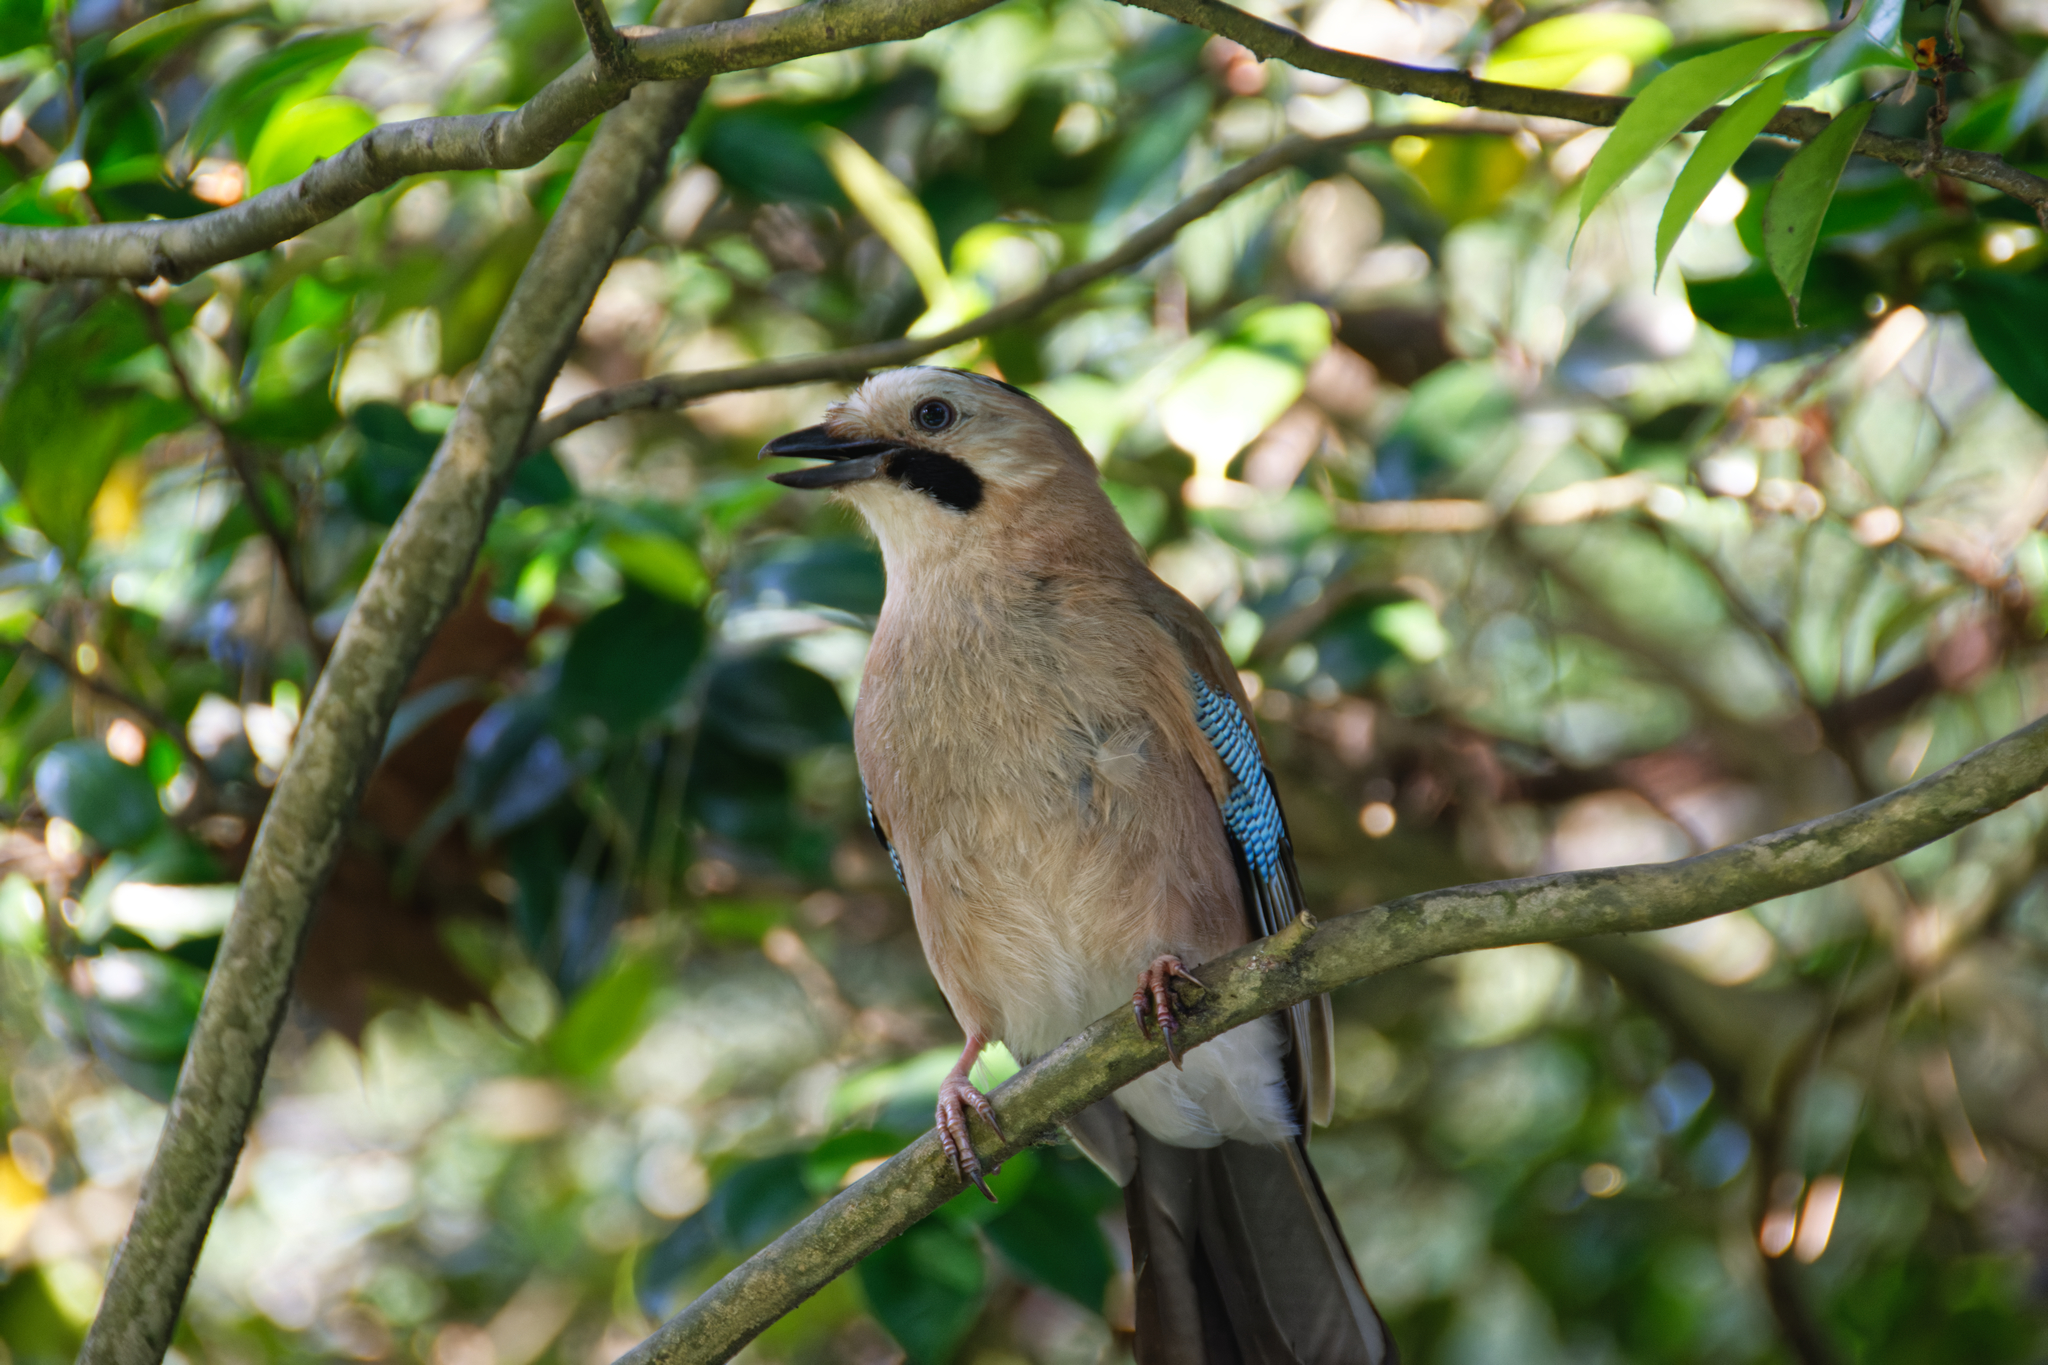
[854,571,1243,1054]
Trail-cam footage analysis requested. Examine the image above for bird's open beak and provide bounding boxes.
[760,425,891,489]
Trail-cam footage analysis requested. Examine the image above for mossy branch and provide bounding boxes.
[623,710,2048,1365]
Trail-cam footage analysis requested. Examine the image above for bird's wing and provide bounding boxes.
[1145,583,1336,1131]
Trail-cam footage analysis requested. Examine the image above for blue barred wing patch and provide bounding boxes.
[864,784,906,890]
[1189,671,1285,881]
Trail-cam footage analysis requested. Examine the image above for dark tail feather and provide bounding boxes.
[1125,1129,1394,1365]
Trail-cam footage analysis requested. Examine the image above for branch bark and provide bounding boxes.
[0,0,997,281]
[7,0,2045,281]
[527,120,1515,448]
[623,709,2048,1365]
[74,3,748,1359]
[1122,0,2048,217]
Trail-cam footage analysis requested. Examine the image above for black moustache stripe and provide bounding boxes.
[886,448,984,513]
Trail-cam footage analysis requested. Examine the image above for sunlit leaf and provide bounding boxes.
[1953,269,2048,421]
[182,29,369,161]
[601,531,709,606]
[1483,13,1670,89]
[817,126,954,315]
[1397,134,1530,225]
[1576,30,1811,241]
[547,953,658,1074]
[246,94,375,194]
[1655,66,1793,281]
[1761,102,1876,322]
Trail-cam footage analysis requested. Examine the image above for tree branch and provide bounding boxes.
[0,0,999,282]
[528,120,1517,447]
[74,4,751,1360]
[574,0,634,76]
[1124,0,2048,219]
[622,709,2048,1365]
[11,0,2045,282]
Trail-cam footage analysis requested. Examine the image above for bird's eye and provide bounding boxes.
[914,399,955,432]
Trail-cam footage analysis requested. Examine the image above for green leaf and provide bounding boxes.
[1788,0,1908,100]
[1576,30,1811,241]
[546,953,658,1075]
[601,531,709,605]
[702,655,849,760]
[1483,13,1669,89]
[1761,102,1876,323]
[0,302,184,559]
[246,94,375,193]
[182,29,369,161]
[1655,65,1794,281]
[858,1217,987,1365]
[78,949,208,1099]
[982,1152,1115,1308]
[1952,270,2048,422]
[557,587,706,733]
[35,741,165,849]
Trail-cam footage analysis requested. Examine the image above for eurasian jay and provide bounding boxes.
[763,367,1393,1364]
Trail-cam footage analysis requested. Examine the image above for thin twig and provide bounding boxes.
[1123,0,2048,214]
[573,0,633,75]
[3,0,2044,280]
[527,120,1517,446]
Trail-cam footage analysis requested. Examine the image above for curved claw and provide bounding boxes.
[1133,955,1201,1070]
[936,1076,1002,1202]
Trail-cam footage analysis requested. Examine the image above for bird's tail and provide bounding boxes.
[1124,1127,1394,1365]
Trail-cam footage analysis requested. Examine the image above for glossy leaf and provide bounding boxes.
[1483,13,1669,89]
[602,531,709,605]
[819,126,954,313]
[547,953,658,1074]
[246,95,376,194]
[1761,102,1876,323]
[702,655,849,759]
[79,950,209,1100]
[1787,0,1908,100]
[858,1216,987,1365]
[182,29,370,161]
[35,741,164,850]
[0,304,183,559]
[1576,30,1810,240]
[982,1151,1116,1308]
[342,402,437,522]
[1655,66,1794,281]
[557,587,706,732]
[1953,270,2048,421]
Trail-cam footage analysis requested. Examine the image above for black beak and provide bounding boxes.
[760,424,892,489]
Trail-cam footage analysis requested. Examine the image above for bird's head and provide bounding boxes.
[760,367,1109,566]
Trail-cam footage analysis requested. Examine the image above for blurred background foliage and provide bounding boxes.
[2,0,2048,1362]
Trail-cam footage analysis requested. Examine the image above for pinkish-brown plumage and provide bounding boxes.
[763,367,1389,1363]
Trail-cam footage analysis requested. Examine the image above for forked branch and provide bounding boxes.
[5,0,2045,280]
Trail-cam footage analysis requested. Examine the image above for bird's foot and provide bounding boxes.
[1132,954,1202,1069]
[936,1073,1004,1201]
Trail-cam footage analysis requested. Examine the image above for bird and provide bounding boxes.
[762,366,1393,1364]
